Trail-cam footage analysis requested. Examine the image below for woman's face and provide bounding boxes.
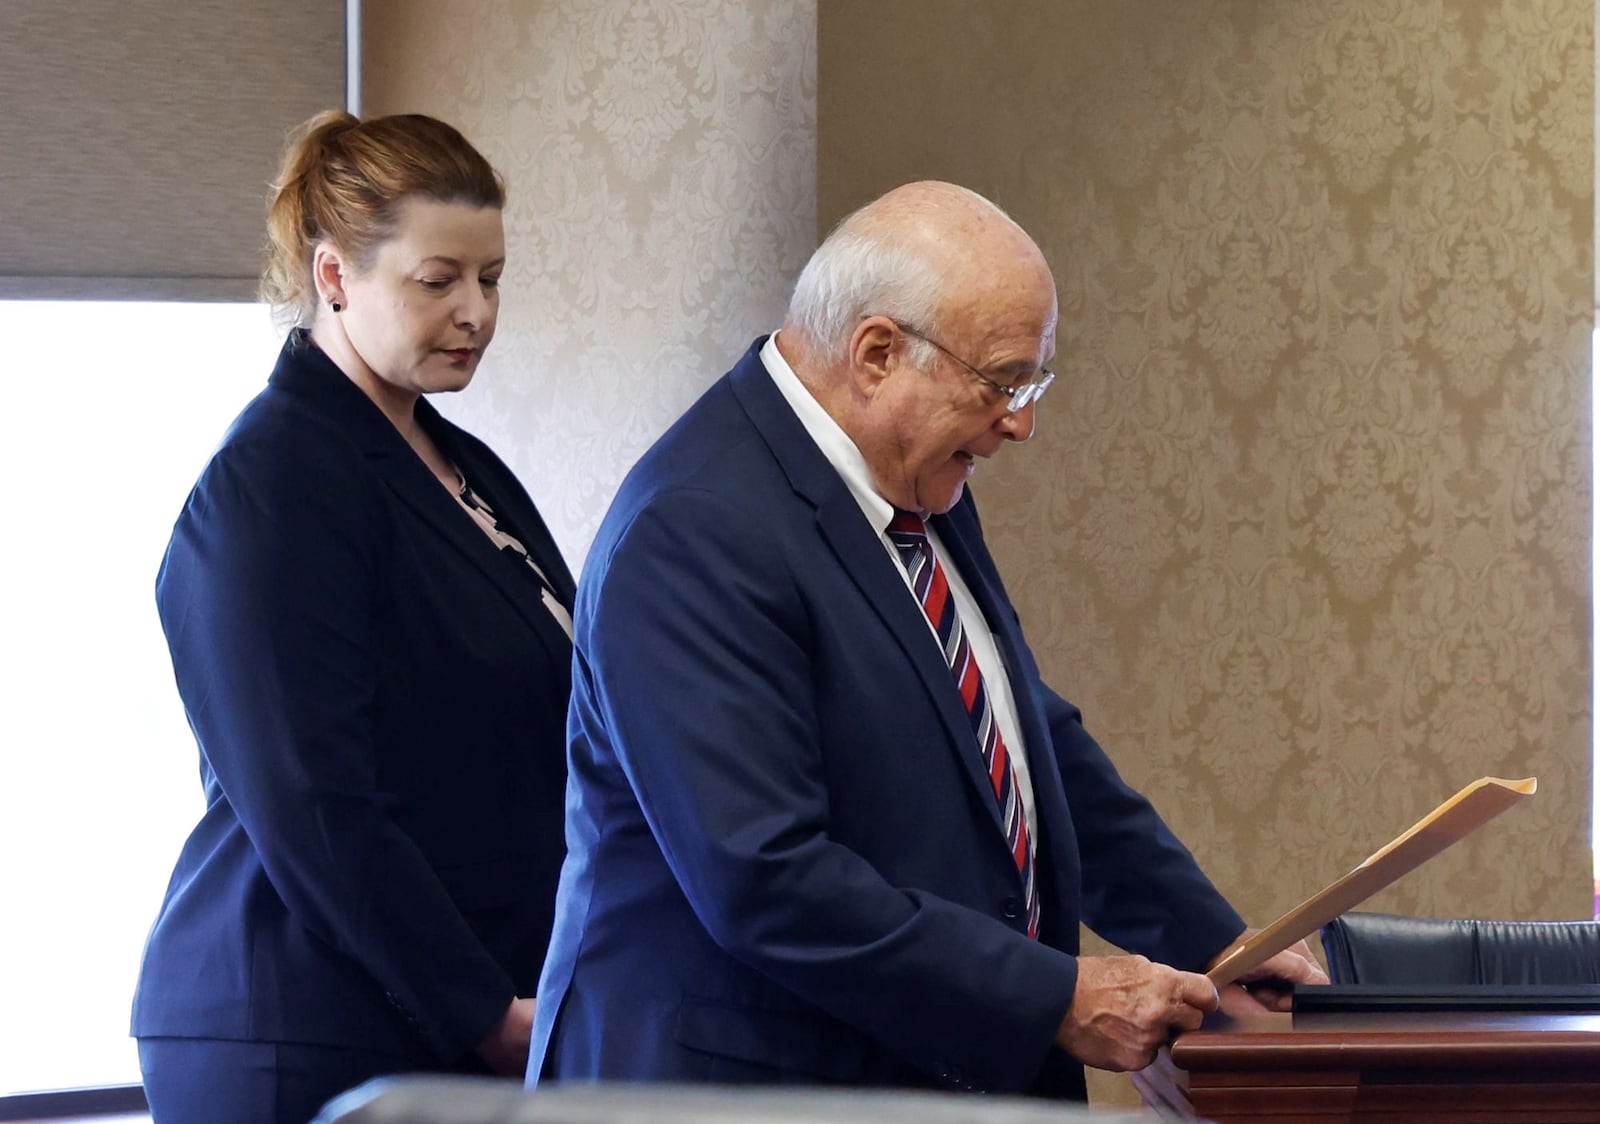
[335,197,506,404]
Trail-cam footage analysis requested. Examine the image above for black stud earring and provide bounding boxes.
[330,300,342,313]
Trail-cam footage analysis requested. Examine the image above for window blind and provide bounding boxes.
[1,1,346,301]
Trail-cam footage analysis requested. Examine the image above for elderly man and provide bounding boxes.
[528,182,1322,1099]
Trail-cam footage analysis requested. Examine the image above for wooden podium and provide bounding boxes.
[1168,1005,1600,1123]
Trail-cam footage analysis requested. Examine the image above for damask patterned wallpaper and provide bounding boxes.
[822,0,1593,930]
[367,0,1592,936]
[365,0,1588,1107]
[363,0,817,564]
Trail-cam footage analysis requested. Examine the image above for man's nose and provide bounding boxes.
[997,400,1037,442]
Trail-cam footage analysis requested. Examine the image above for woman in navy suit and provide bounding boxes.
[132,111,574,1123]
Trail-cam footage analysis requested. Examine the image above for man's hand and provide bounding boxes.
[1211,931,1330,1013]
[1055,955,1219,1072]
[475,997,535,1077]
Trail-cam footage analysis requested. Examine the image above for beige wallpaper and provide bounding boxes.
[366,0,1591,1107]
[363,0,817,564]
[822,0,1593,936]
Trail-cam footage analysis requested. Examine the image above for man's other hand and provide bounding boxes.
[1213,931,1330,1012]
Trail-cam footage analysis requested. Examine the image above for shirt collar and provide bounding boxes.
[759,332,896,537]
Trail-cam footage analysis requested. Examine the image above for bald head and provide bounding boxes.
[783,181,1056,368]
[776,181,1059,516]
[849,181,1047,288]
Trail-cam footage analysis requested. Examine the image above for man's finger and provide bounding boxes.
[1170,1001,1206,1032]
[1244,979,1295,1011]
[1176,971,1220,1012]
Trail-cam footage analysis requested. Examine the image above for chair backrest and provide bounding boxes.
[1321,912,1600,985]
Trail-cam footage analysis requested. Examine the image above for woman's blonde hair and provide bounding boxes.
[261,110,506,324]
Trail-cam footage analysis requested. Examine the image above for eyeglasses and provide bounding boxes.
[884,318,1056,412]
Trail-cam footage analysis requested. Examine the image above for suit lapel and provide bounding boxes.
[268,333,563,646]
[433,409,577,610]
[391,407,567,647]
[727,344,1007,833]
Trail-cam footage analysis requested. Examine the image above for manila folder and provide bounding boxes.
[1207,776,1537,987]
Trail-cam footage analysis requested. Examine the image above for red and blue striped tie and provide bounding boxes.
[888,511,1040,940]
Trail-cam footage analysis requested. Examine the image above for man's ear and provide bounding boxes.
[846,316,898,398]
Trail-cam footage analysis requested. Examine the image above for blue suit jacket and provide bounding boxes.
[530,339,1244,1097]
[133,333,573,1064]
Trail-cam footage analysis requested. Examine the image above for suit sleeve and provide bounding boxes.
[1041,687,1246,970]
[157,437,514,1060]
[579,487,1079,1092]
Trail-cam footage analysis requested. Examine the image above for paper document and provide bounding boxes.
[1207,776,1537,987]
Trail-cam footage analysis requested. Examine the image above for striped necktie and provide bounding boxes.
[887,511,1039,940]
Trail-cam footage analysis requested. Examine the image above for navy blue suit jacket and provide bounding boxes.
[133,333,572,1064]
[529,339,1244,1097]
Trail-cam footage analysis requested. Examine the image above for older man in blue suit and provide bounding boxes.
[528,181,1323,1100]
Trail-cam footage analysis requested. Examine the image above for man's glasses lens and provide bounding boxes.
[1007,371,1054,412]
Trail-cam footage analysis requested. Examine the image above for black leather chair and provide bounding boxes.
[1321,911,1600,986]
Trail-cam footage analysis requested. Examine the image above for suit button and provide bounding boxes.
[1001,897,1022,919]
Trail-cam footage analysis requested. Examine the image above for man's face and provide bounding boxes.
[862,275,1058,516]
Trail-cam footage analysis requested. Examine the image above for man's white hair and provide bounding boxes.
[785,185,1016,365]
